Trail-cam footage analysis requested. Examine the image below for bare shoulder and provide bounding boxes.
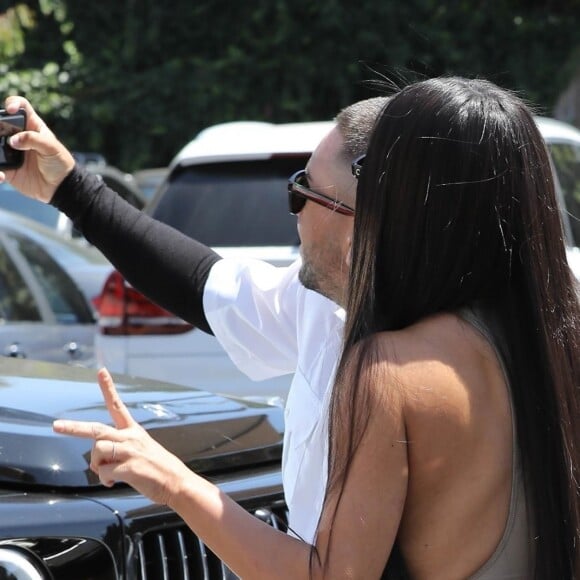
[343,310,512,467]
[365,311,513,486]
[370,312,508,418]
[338,311,507,440]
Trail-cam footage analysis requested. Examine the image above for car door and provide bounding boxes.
[0,229,97,365]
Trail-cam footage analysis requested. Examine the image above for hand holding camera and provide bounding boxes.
[0,96,76,204]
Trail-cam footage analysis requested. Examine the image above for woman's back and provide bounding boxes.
[380,310,534,578]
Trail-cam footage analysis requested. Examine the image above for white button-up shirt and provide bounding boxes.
[203,258,344,543]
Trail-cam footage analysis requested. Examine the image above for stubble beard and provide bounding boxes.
[298,260,322,294]
[298,259,342,305]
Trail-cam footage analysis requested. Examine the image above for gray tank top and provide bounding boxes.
[460,307,535,579]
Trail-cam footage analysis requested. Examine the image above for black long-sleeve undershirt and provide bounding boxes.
[51,165,221,334]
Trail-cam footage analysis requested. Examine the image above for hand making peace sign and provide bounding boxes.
[53,368,191,506]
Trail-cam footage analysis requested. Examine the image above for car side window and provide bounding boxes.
[8,233,95,324]
[150,159,305,247]
[0,242,41,322]
[549,142,580,247]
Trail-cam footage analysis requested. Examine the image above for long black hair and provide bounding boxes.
[324,77,580,578]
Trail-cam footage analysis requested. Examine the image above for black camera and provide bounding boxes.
[0,109,26,169]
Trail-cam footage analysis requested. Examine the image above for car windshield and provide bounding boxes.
[148,158,305,247]
[0,182,62,229]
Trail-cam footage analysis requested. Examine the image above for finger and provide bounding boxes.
[4,96,46,133]
[98,368,136,429]
[95,463,117,488]
[4,95,31,113]
[91,439,122,467]
[8,130,59,157]
[91,442,125,488]
[53,419,120,440]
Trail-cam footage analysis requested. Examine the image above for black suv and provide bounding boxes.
[0,358,285,579]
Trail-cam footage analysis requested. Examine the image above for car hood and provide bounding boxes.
[0,358,284,489]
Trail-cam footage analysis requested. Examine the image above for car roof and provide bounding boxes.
[535,116,580,144]
[171,120,334,168]
[0,205,71,239]
[0,206,108,263]
[171,116,580,171]
[84,163,146,209]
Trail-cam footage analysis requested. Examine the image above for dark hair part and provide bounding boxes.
[325,77,580,578]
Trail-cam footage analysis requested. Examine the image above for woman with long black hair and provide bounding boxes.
[327,76,580,578]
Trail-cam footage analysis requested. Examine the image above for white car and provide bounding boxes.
[94,117,580,403]
[536,117,580,278]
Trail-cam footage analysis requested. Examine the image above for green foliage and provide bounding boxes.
[0,4,32,59]
[0,2,75,118]
[1,1,578,171]
[0,62,74,115]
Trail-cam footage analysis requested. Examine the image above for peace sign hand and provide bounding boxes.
[53,368,190,506]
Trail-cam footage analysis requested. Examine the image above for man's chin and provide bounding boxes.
[299,264,337,303]
[298,259,345,306]
[298,263,321,294]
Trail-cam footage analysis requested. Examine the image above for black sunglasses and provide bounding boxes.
[288,170,355,216]
[351,154,365,179]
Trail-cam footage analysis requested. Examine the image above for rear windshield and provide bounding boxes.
[148,158,306,247]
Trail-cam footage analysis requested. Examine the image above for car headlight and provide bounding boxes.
[0,547,46,579]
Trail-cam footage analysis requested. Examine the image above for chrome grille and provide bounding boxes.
[136,503,288,579]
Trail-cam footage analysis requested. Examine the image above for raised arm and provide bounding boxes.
[1,96,306,371]
[51,166,220,332]
[0,96,220,332]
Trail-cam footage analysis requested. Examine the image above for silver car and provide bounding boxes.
[0,208,111,365]
[0,163,145,241]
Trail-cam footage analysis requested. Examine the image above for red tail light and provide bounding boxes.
[96,270,193,336]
